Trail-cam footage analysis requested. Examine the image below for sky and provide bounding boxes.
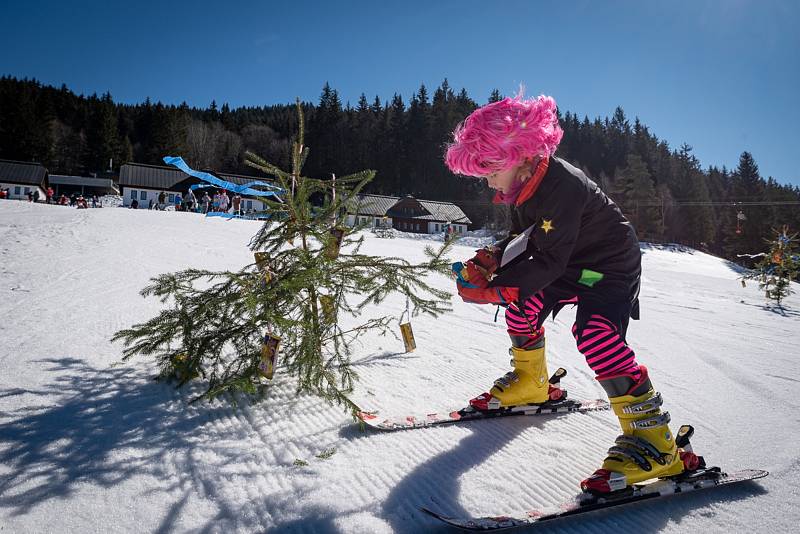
[2,0,799,187]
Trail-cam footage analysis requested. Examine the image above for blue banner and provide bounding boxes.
[163,156,283,199]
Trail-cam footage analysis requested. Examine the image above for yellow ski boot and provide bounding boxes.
[581,366,685,493]
[470,338,564,411]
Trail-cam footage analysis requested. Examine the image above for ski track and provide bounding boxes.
[0,201,797,533]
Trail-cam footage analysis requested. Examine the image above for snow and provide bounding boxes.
[1,200,798,533]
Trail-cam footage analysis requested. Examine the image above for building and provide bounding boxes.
[345,194,471,235]
[0,159,48,200]
[49,175,119,198]
[118,162,273,212]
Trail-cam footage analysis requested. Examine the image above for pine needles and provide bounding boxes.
[113,99,453,416]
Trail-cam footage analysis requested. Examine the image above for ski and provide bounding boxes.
[356,397,609,431]
[357,367,609,431]
[421,468,768,531]
[357,399,609,430]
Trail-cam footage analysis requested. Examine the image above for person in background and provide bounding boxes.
[158,191,166,210]
[91,195,98,208]
[220,190,230,213]
[174,192,182,211]
[131,199,139,209]
[232,193,242,216]
[148,199,154,210]
[33,190,40,203]
[185,188,197,212]
[212,192,220,212]
[46,187,54,204]
[202,192,211,214]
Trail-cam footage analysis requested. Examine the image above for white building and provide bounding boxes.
[118,162,273,213]
[0,160,48,201]
[345,194,471,235]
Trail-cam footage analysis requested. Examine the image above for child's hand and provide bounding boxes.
[456,283,519,306]
[470,246,500,277]
[451,260,490,289]
[452,261,518,305]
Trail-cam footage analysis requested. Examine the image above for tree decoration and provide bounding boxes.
[113,99,453,414]
[741,225,799,306]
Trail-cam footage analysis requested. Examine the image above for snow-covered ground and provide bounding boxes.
[1,200,798,533]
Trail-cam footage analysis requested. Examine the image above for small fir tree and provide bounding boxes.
[741,226,800,306]
[113,100,453,414]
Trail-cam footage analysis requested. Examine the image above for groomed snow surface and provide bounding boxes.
[1,201,798,533]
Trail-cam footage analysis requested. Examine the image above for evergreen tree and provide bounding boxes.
[84,92,120,171]
[669,144,715,246]
[725,152,766,259]
[612,154,660,239]
[741,226,800,306]
[112,101,453,413]
[407,84,432,196]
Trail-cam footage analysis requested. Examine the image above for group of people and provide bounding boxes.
[136,188,245,215]
[0,186,100,208]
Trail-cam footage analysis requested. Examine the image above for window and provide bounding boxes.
[168,194,175,203]
[246,200,253,210]
[24,187,30,194]
[130,189,138,199]
[361,217,367,224]
[140,191,147,201]
[14,186,21,195]
[435,224,439,232]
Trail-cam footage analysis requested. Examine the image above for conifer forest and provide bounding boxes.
[1,75,798,263]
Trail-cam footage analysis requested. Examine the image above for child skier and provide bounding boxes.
[445,94,687,494]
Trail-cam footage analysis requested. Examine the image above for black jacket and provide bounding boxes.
[490,157,641,303]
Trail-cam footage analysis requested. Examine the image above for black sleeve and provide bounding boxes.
[491,206,523,255]
[490,178,586,299]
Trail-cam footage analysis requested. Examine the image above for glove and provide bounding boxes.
[452,260,490,289]
[469,246,500,278]
[452,261,519,305]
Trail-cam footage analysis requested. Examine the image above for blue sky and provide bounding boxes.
[2,0,799,186]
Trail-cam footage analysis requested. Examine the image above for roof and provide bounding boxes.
[417,199,471,224]
[0,160,48,187]
[118,162,273,191]
[347,193,471,224]
[346,194,400,216]
[49,175,119,191]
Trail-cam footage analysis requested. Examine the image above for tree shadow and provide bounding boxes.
[350,350,420,369]
[0,357,226,518]
[0,357,378,532]
[738,300,800,317]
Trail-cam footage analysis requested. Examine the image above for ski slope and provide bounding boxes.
[1,201,798,533]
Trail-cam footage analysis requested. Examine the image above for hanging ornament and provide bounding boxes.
[254,252,273,286]
[172,352,198,381]
[326,226,346,259]
[319,293,336,324]
[258,332,281,379]
[398,297,416,353]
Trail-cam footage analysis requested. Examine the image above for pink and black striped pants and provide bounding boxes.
[506,291,642,380]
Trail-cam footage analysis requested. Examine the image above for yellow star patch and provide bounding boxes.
[540,219,554,234]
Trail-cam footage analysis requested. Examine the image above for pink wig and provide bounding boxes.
[445,94,563,176]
